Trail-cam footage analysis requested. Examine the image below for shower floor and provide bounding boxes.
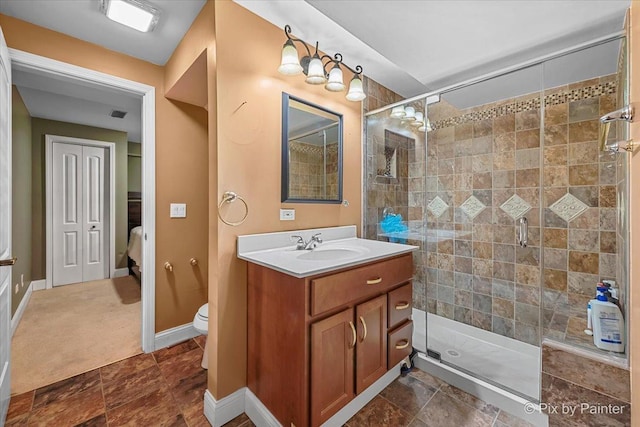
[412,309,540,400]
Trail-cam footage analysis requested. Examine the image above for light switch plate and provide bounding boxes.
[280,209,295,221]
[170,203,187,218]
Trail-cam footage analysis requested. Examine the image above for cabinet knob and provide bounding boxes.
[366,277,382,285]
[164,262,173,272]
[190,258,198,266]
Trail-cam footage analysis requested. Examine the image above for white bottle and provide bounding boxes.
[591,293,625,353]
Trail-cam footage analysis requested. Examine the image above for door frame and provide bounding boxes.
[9,48,156,353]
[45,135,115,288]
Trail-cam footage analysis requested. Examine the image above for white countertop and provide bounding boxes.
[237,225,418,278]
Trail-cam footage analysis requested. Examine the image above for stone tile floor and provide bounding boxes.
[6,336,209,426]
[7,337,533,427]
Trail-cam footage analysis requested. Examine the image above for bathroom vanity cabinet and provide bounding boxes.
[247,253,413,427]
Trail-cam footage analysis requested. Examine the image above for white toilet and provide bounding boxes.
[193,303,209,369]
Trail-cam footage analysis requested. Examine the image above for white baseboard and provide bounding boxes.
[154,323,199,351]
[112,268,129,278]
[31,279,46,291]
[245,388,281,427]
[204,362,404,427]
[204,388,246,427]
[11,281,33,336]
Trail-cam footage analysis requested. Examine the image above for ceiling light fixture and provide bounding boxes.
[101,0,160,33]
[277,25,366,102]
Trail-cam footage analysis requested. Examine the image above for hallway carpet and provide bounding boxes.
[10,276,142,395]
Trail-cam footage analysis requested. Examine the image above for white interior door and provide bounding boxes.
[82,145,106,282]
[52,143,83,286]
[0,25,12,426]
[52,142,107,286]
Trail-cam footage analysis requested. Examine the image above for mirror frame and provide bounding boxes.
[281,92,344,203]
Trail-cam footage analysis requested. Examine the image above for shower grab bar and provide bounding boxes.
[518,217,528,248]
[599,105,636,153]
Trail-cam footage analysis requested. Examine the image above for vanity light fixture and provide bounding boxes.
[390,105,432,133]
[390,106,406,118]
[277,25,366,102]
[101,0,160,33]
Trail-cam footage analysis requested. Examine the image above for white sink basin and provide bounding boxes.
[237,226,418,278]
[296,247,365,261]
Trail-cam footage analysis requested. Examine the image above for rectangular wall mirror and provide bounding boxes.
[281,93,343,203]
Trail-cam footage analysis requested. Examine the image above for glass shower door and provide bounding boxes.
[423,65,543,401]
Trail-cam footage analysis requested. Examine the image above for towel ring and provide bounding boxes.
[217,191,248,226]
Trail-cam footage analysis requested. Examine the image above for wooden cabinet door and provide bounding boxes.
[355,294,388,394]
[311,308,355,427]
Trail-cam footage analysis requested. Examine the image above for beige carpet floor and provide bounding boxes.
[10,276,142,394]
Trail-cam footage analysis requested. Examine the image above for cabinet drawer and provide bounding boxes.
[388,320,413,369]
[310,254,413,317]
[388,283,412,329]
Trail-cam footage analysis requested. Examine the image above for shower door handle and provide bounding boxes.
[518,217,528,248]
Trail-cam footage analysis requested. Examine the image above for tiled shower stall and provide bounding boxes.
[363,36,630,411]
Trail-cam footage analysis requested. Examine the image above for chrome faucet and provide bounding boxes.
[290,233,323,250]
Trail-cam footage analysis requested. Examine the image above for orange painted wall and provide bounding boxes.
[211,0,362,398]
[629,3,639,422]
[0,14,209,332]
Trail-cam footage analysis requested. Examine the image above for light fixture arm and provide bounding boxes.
[283,24,312,58]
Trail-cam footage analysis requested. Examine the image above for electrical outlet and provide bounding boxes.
[170,203,187,218]
[280,209,295,221]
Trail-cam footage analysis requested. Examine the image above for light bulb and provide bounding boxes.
[411,112,424,126]
[325,64,345,92]
[277,40,303,75]
[390,106,406,118]
[305,55,326,84]
[403,106,415,121]
[346,75,366,101]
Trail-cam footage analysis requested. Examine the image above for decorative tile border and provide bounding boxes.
[432,81,616,130]
[289,141,339,156]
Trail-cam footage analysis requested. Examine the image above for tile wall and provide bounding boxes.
[425,75,620,347]
[288,141,339,200]
[541,342,631,426]
[363,76,427,309]
[541,75,622,352]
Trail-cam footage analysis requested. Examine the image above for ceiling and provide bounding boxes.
[237,0,630,99]
[0,0,206,65]
[14,66,143,142]
[2,0,632,136]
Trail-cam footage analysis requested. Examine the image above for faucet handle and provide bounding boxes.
[291,235,305,249]
[311,233,323,243]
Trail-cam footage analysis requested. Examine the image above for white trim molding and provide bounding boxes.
[154,323,199,351]
[203,362,403,427]
[204,389,246,427]
[11,281,33,336]
[9,48,157,353]
[245,389,281,427]
[31,280,45,291]
[112,268,129,278]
